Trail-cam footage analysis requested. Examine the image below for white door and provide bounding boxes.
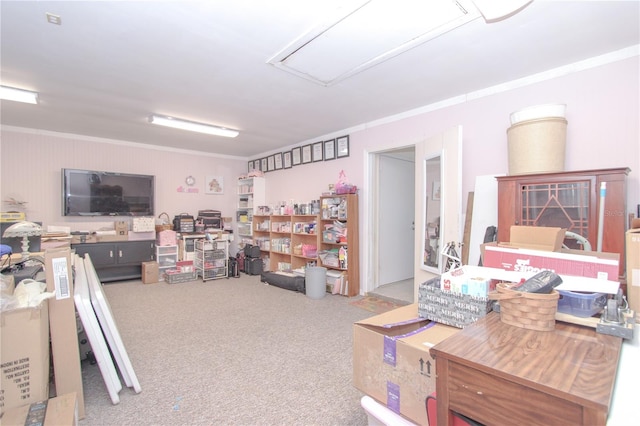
[377,153,415,285]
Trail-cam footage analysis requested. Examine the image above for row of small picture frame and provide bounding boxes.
[248,135,349,172]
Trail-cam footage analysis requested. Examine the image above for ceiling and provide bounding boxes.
[1,1,638,158]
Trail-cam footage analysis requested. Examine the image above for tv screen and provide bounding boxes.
[62,169,155,216]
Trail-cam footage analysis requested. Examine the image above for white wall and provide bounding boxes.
[2,54,638,292]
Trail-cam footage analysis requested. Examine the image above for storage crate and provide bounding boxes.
[164,271,197,284]
[202,267,227,279]
[557,290,607,318]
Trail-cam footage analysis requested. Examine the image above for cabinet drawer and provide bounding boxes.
[448,362,582,426]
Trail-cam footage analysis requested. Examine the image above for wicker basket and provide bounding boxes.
[489,283,559,331]
[155,212,173,233]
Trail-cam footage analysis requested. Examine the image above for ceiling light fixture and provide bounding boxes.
[0,85,39,104]
[149,115,239,138]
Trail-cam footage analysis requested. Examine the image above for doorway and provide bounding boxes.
[369,146,416,302]
[366,126,462,303]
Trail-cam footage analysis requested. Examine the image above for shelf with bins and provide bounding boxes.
[318,194,359,297]
[195,239,229,281]
[291,215,320,271]
[269,215,292,272]
[156,245,179,282]
[236,176,265,249]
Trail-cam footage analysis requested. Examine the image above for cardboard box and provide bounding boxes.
[45,248,85,419]
[626,228,640,314]
[142,261,159,284]
[96,234,128,242]
[418,277,493,328]
[482,243,619,281]
[439,265,498,296]
[1,392,78,426]
[114,221,128,236]
[501,225,566,251]
[353,304,459,425]
[0,301,50,416]
[70,235,97,244]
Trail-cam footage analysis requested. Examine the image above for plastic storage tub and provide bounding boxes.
[557,290,607,317]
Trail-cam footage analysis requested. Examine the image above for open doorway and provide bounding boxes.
[368,146,416,303]
[365,126,462,304]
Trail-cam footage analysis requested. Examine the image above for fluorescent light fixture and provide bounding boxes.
[149,115,239,138]
[0,85,39,104]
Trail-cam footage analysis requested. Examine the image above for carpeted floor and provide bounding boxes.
[77,273,377,425]
[349,295,410,314]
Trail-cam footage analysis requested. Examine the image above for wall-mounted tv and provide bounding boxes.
[62,168,155,216]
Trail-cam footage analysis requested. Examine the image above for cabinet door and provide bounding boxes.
[518,178,594,248]
[74,243,116,267]
[117,241,155,264]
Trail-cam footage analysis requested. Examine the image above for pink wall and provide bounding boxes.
[2,56,638,236]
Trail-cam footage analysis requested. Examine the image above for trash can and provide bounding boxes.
[305,267,327,300]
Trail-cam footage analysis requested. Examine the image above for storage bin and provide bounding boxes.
[557,290,607,318]
[489,283,559,331]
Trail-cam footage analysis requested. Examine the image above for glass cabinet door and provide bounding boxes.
[520,180,591,249]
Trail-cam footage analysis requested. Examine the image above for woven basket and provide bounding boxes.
[489,283,559,332]
[155,212,173,233]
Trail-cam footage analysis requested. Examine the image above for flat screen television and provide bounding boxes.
[62,168,155,216]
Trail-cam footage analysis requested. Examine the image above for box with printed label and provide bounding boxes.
[1,392,78,426]
[418,277,494,328]
[353,303,459,426]
[482,243,619,281]
[0,300,50,416]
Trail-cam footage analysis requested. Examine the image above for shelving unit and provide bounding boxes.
[156,245,178,281]
[195,239,229,281]
[318,194,359,297]
[252,214,271,272]
[236,176,266,251]
[291,215,320,271]
[269,215,292,272]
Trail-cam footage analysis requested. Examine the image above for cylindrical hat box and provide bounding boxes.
[507,117,567,175]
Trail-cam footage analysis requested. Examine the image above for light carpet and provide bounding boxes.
[77,274,375,425]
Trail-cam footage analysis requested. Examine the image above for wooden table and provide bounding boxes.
[429,312,622,426]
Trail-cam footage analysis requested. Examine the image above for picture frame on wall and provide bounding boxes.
[274,152,283,170]
[336,135,350,158]
[312,142,323,162]
[283,151,292,169]
[324,139,336,161]
[248,160,254,172]
[267,155,275,171]
[292,147,302,166]
[302,144,312,164]
[205,176,224,194]
[261,157,268,172]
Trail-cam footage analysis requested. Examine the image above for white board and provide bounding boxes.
[84,254,142,393]
[73,254,122,404]
[467,174,503,267]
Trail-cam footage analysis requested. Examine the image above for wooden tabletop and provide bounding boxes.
[430,312,622,424]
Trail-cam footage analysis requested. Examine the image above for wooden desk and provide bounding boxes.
[430,312,622,426]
